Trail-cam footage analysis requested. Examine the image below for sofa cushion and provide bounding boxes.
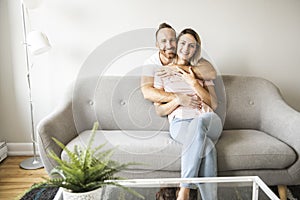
[217,130,297,172]
[222,76,282,130]
[62,130,182,172]
[72,76,170,133]
[62,129,297,174]
[72,76,227,134]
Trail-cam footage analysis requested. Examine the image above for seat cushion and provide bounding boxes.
[62,129,297,173]
[217,130,297,172]
[62,130,182,172]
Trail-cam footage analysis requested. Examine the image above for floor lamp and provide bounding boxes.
[19,0,51,169]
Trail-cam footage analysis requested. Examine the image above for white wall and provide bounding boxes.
[1,0,300,144]
[0,0,33,143]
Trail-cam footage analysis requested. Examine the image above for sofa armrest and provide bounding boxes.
[37,99,77,175]
[261,98,300,183]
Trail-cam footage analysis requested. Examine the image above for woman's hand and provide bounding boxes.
[177,66,216,108]
[177,66,198,86]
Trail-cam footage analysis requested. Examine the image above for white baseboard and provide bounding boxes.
[7,143,40,156]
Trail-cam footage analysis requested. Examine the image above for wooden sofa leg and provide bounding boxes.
[277,185,287,200]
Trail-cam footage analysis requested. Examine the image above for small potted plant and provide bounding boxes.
[45,121,144,200]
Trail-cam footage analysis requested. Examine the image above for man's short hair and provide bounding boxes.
[155,23,175,39]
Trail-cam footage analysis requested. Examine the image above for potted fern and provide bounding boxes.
[45,121,143,200]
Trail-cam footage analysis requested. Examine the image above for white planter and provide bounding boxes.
[62,187,103,200]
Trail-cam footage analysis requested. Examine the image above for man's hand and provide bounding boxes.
[175,93,201,108]
[141,76,176,103]
[155,66,175,78]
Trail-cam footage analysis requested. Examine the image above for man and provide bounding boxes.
[141,23,216,105]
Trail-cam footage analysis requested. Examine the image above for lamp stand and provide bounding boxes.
[19,2,43,170]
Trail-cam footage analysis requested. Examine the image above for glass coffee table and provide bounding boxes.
[54,176,280,200]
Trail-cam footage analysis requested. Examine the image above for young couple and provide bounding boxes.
[141,23,223,200]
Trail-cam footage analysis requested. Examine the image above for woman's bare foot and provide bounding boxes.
[176,187,190,200]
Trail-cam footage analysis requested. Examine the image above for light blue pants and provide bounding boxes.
[169,112,223,200]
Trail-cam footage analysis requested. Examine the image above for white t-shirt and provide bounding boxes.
[141,52,163,77]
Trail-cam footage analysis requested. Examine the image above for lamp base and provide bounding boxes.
[20,157,44,170]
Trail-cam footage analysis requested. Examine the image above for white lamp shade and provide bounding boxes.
[22,0,43,9]
[27,31,51,55]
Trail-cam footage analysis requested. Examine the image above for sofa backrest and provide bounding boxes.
[71,74,281,133]
[221,75,282,130]
[73,75,169,133]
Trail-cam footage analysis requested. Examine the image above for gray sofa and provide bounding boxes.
[37,75,300,193]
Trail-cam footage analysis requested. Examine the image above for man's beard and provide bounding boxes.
[160,49,176,59]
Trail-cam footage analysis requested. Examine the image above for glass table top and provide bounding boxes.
[54,176,280,200]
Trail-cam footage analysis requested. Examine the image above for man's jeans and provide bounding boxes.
[170,112,223,200]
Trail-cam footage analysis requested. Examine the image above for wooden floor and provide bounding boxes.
[0,156,48,200]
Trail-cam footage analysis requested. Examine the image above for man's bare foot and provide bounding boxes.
[176,187,190,200]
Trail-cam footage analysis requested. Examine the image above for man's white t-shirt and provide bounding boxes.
[142,52,163,77]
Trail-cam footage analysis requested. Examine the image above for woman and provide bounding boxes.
[154,28,223,200]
